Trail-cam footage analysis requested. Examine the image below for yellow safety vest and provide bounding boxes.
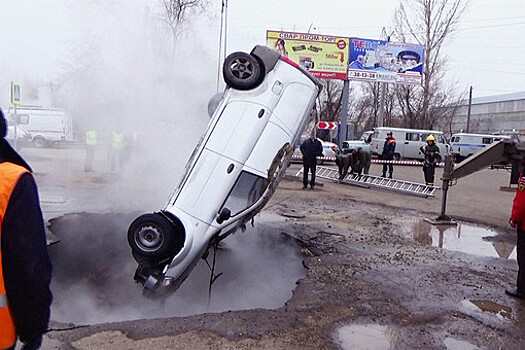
[112,131,124,149]
[86,130,97,146]
[0,162,28,349]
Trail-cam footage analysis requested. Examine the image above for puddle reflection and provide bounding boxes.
[395,219,516,260]
[335,324,398,350]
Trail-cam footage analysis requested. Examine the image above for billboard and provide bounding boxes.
[267,30,349,80]
[348,37,425,85]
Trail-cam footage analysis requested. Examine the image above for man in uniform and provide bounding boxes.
[335,149,352,182]
[0,108,52,350]
[350,147,372,176]
[381,131,396,178]
[507,158,525,299]
[420,134,441,186]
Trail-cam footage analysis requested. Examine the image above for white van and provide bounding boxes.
[449,133,511,162]
[7,107,73,147]
[370,127,449,160]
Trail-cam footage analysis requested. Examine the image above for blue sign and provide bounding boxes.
[348,37,425,85]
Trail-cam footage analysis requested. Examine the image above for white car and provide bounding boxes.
[292,137,339,164]
[128,45,321,297]
[341,140,370,153]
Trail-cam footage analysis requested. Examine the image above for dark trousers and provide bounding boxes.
[303,163,316,188]
[517,227,525,292]
[382,161,393,176]
[423,165,436,185]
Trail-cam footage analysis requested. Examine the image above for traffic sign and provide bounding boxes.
[11,82,21,105]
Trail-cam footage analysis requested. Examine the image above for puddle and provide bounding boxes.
[395,218,516,260]
[461,299,512,320]
[47,212,305,324]
[443,337,480,350]
[335,324,398,350]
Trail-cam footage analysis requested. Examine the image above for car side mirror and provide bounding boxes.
[216,207,231,224]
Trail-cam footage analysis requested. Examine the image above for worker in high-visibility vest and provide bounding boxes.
[84,130,98,172]
[111,130,124,171]
[0,108,52,350]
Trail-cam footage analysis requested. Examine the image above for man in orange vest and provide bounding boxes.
[0,108,52,350]
[507,158,525,299]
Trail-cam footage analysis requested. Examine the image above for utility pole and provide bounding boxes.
[216,0,228,93]
[466,85,472,133]
[377,28,392,128]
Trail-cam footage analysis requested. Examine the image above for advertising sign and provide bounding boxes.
[267,30,349,80]
[11,81,21,105]
[348,37,425,85]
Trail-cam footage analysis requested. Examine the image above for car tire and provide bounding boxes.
[33,136,48,148]
[128,213,178,264]
[223,52,264,90]
[394,153,401,161]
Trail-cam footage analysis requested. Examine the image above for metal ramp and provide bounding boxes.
[296,166,439,198]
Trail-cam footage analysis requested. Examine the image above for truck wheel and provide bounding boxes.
[223,52,264,90]
[128,213,179,264]
[33,136,48,148]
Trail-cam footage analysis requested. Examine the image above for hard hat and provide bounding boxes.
[426,134,436,142]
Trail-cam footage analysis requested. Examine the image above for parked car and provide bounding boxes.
[127,45,321,297]
[341,140,370,153]
[292,136,339,164]
[450,132,511,162]
[370,127,449,160]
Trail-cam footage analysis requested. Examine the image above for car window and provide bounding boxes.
[221,171,269,216]
[482,137,493,144]
[405,132,419,141]
[451,136,459,142]
[437,135,445,143]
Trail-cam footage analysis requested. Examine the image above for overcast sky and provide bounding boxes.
[0,0,523,108]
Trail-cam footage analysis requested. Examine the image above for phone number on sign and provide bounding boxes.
[348,70,377,80]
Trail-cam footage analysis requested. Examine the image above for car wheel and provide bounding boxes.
[394,153,401,161]
[223,52,264,90]
[33,136,48,148]
[128,213,178,264]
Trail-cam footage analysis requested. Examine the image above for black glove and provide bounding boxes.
[22,336,42,350]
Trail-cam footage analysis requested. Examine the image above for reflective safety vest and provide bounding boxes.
[85,130,97,146]
[0,162,28,349]
[112,131,124,149]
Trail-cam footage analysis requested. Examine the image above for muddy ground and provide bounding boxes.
[22,147,524,349]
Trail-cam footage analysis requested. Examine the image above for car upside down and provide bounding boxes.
[127,45,321,298]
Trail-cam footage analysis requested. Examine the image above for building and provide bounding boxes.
[452,91,525,136]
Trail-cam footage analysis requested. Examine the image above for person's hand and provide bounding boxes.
[509,218,517,228]
[21,336,42,350]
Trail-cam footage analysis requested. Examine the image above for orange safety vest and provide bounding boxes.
[0,162,28,349]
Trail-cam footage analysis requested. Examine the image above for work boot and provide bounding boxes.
[505,289,525,299]
[381,173,386,178]
[388,173,393,179]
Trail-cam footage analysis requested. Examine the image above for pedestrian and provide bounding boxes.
[84,129,97,172]
[506,158,525,299]
[350,147,372,175]
[110,130,125,171]
[0,108,52,350]
[335,148,351,182]
[381,131,396,178]
[300,133,323,189]
[420,134,441,186]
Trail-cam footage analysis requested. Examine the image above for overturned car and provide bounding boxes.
[128,45,321,297]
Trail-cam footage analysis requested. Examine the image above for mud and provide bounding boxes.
[35,160,525,349]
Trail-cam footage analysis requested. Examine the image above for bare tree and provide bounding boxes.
[317,79,345,122]
[162,0,210,46]
[394,0,467,128]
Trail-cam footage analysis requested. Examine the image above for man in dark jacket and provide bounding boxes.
[0,108,52,350]
[420,134,441,186]
[381,131,396,178]
[300,134,323,189]
[335,149,351,182]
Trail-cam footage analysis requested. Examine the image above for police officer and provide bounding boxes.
[507,158,525,299]
[300,133,323,189]
[381,131,396,178]
[0,108,52,350]
[420,134,441,186]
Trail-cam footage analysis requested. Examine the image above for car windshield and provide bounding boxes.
[221,171,269,216]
